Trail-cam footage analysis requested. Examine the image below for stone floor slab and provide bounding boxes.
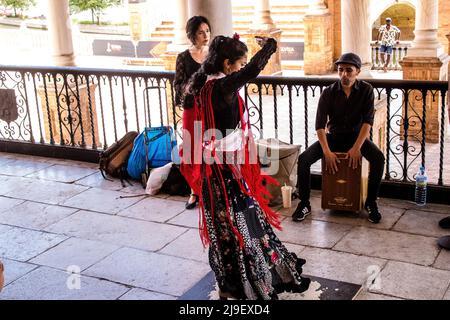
[0,197,24,213]
[45,210,187,252]
[275,219,353,248]
[120,183,169,197]
[74,172,125,191]
[84,247,210,296]
[433,248,450,271]
[60,188,144,214]
[354,291,402,300]
[376,261,450,300]
[0,176,30,196]
[119,288,176,300]
[1,258,38,286]
[30,237,120,271]
[393,210,450,237]
[0,266,129,300]
[118,197,185,223]
[0,226,67,261]
[5,178,89,205]
[444,287,450,300]
[334,227,440,266]
[312,205,405,230]
[300,247,386,285]
[0,159,52,176]
[159,229,208,263]
[0,201,78,230]
[25,164,97,183]
[167,209,199,229]
[283,243,306,257]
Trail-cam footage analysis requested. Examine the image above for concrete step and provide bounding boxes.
[161,21,174,26]
[155,27,174,31]
[150,32,175,38]
[281,60,304,71]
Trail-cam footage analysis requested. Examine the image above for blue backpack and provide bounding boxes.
[126,126,179,181]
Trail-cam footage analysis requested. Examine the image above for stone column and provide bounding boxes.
[341,0,371,77]
[400,0,447,143]
[161,0,189,71]
[303,0,333,75]
[246,0,282,76]
[447,33,450,125]
[128,0,150,41]
[188,0,233,39]
[47,0,74,66]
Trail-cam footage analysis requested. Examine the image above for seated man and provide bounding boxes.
[292,53,385,223]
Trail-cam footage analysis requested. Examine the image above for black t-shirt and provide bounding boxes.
[315,79,375,135]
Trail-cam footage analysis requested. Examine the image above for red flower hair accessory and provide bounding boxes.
[232,32,240,41]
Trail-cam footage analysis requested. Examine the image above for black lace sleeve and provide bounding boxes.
[218,38,277,96]
[174,52,188,106]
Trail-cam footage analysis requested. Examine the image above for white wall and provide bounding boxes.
[369,0,417,25]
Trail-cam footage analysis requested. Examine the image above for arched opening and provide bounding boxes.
[371,3,415,41]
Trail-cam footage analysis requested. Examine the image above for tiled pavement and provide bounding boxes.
[0,151,450,300]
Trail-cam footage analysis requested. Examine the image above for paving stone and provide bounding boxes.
[0,258,38,286]
[0,201,78,230]
[334,227,440,266]
[0,226,67,261]
[5,178,89,205]
[119,184,170,199]
[354,291,402,300]
[300,247,386,285]
[393,209,450,237]
[166,195,189,202]
[60,188,144,214]
[167,209,199,228]
[444,287,450,300]
[30,237,120,271]
[45,210,187,252]
[25,164,97,183]
[0,197,24,213]
[0,176,30,196]
[159,229,208,263]
[376,261,450,300]
[84,247,210,296]
[74,172,125,191]
[283,243,306,257]
[118,197,185,223]
[0,159,52,176]
[312,205,405,230]
[275,219,353,248]
[0,266,129,300]
[433,248,450,271]
[119,288,176,300]
[0,155,15,165]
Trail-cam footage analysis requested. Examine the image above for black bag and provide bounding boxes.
[160,164,191,196]
[99,131,138,187]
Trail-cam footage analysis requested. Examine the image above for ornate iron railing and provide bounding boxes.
[0,65,448,192]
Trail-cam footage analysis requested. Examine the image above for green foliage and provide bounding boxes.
[69,0,121,25]
[0,0,36,17]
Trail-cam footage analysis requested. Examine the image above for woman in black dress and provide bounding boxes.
[184,34,310,300]
[175,15,210,209]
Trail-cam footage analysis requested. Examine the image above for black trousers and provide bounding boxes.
[296,134,385,205]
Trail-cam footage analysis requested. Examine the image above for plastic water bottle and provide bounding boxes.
[415,166,427,206]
